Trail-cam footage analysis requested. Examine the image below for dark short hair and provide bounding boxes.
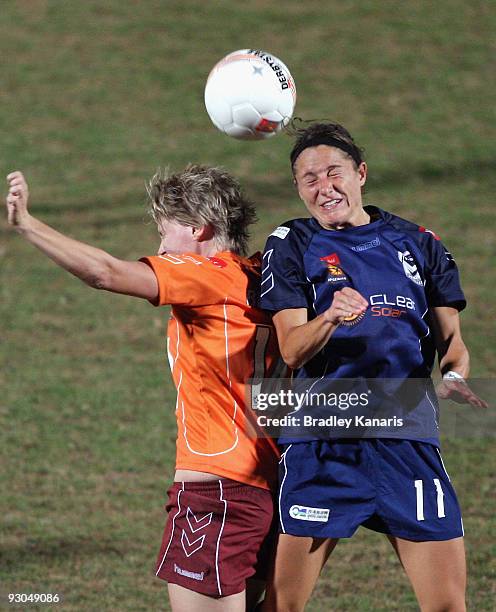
[147,164,257,255]
[290,122,364,173]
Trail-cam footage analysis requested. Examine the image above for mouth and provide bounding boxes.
[320,198,343,210]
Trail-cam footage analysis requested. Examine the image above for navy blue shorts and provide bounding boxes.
[278,439,464,541]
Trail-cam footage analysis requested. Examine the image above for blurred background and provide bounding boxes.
[1,1,494,609]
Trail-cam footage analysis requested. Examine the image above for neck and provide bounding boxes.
[326,207,370,231]
[198,239,228,257]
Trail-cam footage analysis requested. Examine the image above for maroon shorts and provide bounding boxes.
[155,478,275,598]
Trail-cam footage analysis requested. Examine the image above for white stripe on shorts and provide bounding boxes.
[156,482,185,576]
[436,447,451,482]
[215,480,228,597]
[278,444,292,534]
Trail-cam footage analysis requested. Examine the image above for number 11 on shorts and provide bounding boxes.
[414,479,446,521]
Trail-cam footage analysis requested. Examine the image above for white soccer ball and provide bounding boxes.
[204,49,297,140]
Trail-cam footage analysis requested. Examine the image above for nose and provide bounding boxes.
[318,175,336,195]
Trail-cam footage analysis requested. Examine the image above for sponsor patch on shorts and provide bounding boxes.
[289,504,330,522]
[270,226,290,240]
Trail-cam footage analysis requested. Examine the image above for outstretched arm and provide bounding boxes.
[6,171,158,300]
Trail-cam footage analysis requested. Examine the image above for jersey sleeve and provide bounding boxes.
[140,253,232,307]
[260,224,310,312]
[422,235,466,311]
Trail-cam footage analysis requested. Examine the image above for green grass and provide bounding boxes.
[1,1,495,610]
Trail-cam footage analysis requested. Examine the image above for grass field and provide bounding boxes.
[1,1,495,610]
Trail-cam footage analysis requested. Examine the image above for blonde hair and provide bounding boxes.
[147,164,257,255]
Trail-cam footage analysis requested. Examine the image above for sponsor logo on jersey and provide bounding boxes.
[270,226,290,240]
[370,293,416,319]
[350,237,381,252]
[419,226,441,240]
[320,253,348,283]
[289,504,330,522]
[398,250,423,286]
[340,294,416,326]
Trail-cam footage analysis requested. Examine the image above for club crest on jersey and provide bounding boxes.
[340,311,366,327]
[398,250,423,286]
[320,253,347,283]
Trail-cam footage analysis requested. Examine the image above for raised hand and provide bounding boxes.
[6,171,30,229]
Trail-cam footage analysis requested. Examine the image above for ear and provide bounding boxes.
[358,162,367,187]
[192,224,215,242]
[293,177,306,204]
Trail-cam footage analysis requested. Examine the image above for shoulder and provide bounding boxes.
[374,206,446,252]
[264,217,318,253]
[143,252,247,285]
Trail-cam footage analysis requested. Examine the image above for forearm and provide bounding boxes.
[431,306,470,378]
[17,214,117,288]
[439,336,470,378]
[274,289,368,369]
[279,314,338,369]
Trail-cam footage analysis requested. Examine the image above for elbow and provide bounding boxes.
[280,349,306,371]
[84,266,114,291]
[89,275,109,290]
[283,357,303,370]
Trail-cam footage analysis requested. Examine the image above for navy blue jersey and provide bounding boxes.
[260,206,466,445]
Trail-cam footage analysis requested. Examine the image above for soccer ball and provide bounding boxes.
[204,49,297,140]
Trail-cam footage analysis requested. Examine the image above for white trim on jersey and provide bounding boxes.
[175,371,183,417]
[181,399,239,456]
[306,275,317,313]
[167,315,180,373]
[260,250,274,297]
[425,389,439,424]
[169,316,181,414]
[261,249,273,275]
[178,299,240,456]
[417,307,431,359]
[215,480,228,597]
[286,376,325,417]
[223,299,231,380]
[222,298,239,446]
[156,483,185,576]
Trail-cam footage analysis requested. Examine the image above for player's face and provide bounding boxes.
[157,219,199,255]
[293,145,368,230]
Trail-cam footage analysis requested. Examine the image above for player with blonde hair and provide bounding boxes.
[6,166,280,612]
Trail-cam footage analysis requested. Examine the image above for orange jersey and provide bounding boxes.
[141,251,281,490]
